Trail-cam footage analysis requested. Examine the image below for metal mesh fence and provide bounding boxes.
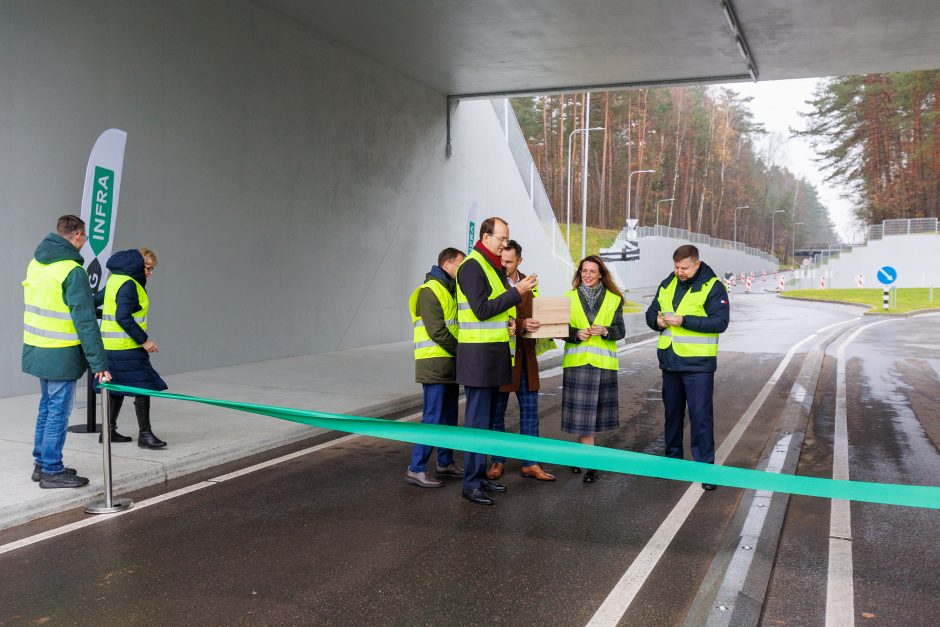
[634,225,778,264]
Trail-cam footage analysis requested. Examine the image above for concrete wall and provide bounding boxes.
[0,1,567,397]
[607,236,778,294]
[792,233,940,290]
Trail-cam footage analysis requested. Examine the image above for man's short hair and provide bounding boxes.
[503,239,522,258]
[438,247,465,267]
[56,215,86,236]
[479,217,508,237]
[673,244,699,262]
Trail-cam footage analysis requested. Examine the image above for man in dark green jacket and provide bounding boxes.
[405,247,465,488]
[23,215,111,488]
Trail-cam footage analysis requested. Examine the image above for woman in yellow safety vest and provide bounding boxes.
[561,255,626,483]
[99,247,168,448]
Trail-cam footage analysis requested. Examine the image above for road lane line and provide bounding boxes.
[826,319,893,627]
[587,317,856,627]
[0,410,426,556]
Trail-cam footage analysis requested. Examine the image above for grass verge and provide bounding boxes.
[780,288,940,314]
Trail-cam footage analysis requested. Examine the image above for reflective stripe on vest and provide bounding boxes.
[409,279,458,360]
[22,259,82,348]
[455,250,515,344]
[101,274,149,350]
[656,276,720,358]
[562,288,619,371]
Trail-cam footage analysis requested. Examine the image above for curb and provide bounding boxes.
[777,294,940,317]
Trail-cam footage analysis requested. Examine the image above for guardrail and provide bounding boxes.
[490,99,574,272]
[868,217,938,240]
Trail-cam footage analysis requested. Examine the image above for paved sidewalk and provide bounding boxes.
[1,315,654,531]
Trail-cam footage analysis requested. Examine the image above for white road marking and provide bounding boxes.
[0,411,425,556]
[587,317,856,627]
[826,319,894,627]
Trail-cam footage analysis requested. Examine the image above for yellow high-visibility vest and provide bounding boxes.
[22,259,82,348]
[562,288,619,370]
[101,275,149,351]
[656,276,719,357]
[409,279,458,360]
[456,249,515,344]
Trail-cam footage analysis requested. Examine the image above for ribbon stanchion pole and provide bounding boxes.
[85,388,133,514]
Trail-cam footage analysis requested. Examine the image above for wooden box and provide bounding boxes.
[528,296,570,338]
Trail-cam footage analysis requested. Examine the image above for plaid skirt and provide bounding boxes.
[561,365,619,435]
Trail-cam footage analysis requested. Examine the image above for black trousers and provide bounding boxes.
[662,371,715,464]
[108,393,152,432]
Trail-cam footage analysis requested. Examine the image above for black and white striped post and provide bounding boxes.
[85,389,134,514]
[883,287,890,311]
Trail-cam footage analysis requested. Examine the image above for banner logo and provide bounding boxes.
[89,166,114,256]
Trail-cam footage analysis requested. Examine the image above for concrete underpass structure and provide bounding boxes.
[4,0,940,396]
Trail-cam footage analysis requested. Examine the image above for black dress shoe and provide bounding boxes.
[480,479,507,493]
[570,466,582,474]
[462,488,495,505]
[32,464,77,482]
[583,469,599,483]
[702,483,717,491]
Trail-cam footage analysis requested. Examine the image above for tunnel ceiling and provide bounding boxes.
[261,0,940,96]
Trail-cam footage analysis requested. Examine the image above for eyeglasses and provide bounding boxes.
[144,265,155,272]
[486,235,509,245]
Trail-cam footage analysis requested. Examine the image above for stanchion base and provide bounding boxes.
[85,498,133,514]
[68,423,102,433]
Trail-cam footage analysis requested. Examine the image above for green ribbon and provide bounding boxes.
[102,384,940,510]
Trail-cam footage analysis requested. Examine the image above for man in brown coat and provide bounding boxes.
[486,240,556,481]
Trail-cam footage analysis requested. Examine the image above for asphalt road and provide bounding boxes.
[1,291,937,626]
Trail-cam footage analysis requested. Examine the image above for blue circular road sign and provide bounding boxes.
[877,265,898,285]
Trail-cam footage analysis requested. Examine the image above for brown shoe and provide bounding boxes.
[521,464,556,481]
[486,462,504,480]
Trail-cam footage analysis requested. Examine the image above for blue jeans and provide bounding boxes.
[491,368,540,467]
[409,383,458,472]
[32,378,77,474]
[662,371,715,464]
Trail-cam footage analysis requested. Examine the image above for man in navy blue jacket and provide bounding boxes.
[645,245,729,490]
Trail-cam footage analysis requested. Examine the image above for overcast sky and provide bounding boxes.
[717,78,862,244]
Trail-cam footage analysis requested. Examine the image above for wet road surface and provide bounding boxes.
[2,296,938,625]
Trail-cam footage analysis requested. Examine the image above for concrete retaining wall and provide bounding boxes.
[0,1,567,397]
[607,235,778,294]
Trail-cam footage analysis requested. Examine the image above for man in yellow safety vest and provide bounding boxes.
[455,217,537,505]
[645,244,729,491]
[405,247,465,488]
[22,215,112,488]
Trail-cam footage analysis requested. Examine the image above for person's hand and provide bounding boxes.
[664,313,683,327]
[516,274,538,295]
[508,317,517,335]
[657,312,668,329]
[96,371,112,383]
[577,328,591,341]
[589,325,607,336]
[524,319,541,333]
[142,339,159,353]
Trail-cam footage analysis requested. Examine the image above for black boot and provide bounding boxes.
[135,397,166,448]
[137,430,167,449]
[99,394,132,443]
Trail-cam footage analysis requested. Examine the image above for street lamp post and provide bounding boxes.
[655,198,675,230]
[771,209,785,259]
[733,205,749,245]
[566,126,605,248]
[626,169,655,227]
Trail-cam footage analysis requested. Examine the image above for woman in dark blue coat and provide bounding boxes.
[100,248,168,448]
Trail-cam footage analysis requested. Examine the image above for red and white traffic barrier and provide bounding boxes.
[745,276,753,293]
[761,270,767,281]
[856,273,864,288]
[778,276,785,292]
[820,274,826,289]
